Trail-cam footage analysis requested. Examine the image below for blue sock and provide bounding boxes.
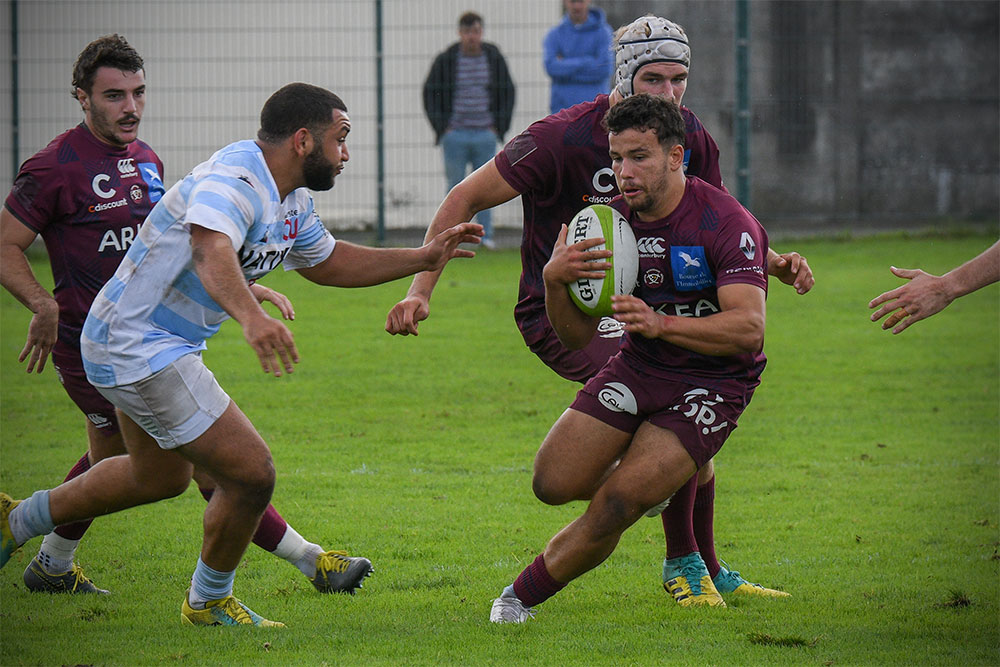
[9,490,55,546]
[189,557,235,607]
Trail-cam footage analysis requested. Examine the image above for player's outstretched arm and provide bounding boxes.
[297,222,483,289]
[766,247,814,295]
[543,224,609,350]
[0,207,59,373]
[869,240,999,334]
[190,224,299,377]
[385,161,520,336]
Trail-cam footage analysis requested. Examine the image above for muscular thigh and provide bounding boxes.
[534,408,632,497]
[179,401,274,489]
[598,421,697,515]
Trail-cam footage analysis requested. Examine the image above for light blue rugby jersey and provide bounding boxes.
[82,140,336,387]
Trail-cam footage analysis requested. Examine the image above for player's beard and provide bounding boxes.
[90,106,140,147]
[303,143,337,191]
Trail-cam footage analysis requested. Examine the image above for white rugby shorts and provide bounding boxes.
[95,353,230,449]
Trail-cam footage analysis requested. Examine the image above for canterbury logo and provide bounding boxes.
[118,158,136,175]
[637,237,666,254]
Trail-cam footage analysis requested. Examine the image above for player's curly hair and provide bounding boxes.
[71,34,144,96]
[257,83,348,144]
[603,94,686,150]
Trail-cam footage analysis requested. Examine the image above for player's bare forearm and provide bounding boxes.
[613,284,765,356]
[189,225,267,325]
[0,243,56,315]
[0,209,56,314]
[942,240,1000,298]
[545,280,599,349]
[301,223,481,288]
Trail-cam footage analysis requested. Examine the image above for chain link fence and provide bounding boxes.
[2,0,997,244]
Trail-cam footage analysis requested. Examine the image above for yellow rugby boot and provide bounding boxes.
[181,591,285,627]
[662,552,726,607]
[713,562,791,599]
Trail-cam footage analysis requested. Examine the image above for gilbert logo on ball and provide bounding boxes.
[566,204,639,317]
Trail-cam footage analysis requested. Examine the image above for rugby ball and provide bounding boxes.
[565,204,639,317]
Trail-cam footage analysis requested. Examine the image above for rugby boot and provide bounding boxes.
[23,558,109,594]
[713,562,790,598]
[490,592,537,624]
[310,550,373,594]
[181,590,284,627]
[662,552,726,607]
[1,493,21,568]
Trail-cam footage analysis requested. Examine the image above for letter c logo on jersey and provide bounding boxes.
[92,174,116,199]
[592,168,615,194]
[598,382,638,415]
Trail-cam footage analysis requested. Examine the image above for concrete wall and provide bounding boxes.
[606,0,999,232]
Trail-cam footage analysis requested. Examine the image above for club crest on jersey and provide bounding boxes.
[139,163,164,203]
[670,246,714,291]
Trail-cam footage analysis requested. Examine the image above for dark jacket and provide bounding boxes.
[422,42,516,145]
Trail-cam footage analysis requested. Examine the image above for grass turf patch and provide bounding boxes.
[1,233,997,665]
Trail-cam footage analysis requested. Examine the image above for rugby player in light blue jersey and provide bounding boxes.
[1,82,482,627]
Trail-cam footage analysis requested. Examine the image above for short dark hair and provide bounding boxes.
[71,34,144,97]
[257,83,348,144]
[459,12,483,28]
[603,94,686,150]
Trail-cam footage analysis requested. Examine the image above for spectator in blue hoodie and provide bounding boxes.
[543,0,614,114]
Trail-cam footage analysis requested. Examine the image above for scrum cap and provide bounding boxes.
[614,16,690,98]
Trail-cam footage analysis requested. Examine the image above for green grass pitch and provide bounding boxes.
[1,232,997,665]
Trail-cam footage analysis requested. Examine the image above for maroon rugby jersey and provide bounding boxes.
[613,176,768,383]
[4,123,164,355]
[494,94,724,344]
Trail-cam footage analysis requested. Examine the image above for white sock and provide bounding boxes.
[36,533,80,574]
[271,525,323,578]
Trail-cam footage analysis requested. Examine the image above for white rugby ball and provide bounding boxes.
[565,204,639,317]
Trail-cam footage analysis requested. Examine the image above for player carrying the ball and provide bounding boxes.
[491,93,770,623]
[390,15,800,607]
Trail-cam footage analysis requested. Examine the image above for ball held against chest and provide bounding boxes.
[566,204,639,317]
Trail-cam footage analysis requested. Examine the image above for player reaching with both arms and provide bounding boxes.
[491,93,771,623]
[0,35,372,597]
[388,15,809,606]
[1,80,483,626]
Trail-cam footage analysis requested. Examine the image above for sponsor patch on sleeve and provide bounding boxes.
[139,162,164,203]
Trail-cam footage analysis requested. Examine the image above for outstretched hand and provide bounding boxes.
[422,222,484,273]
[869,266,951,334]
[768,251,814,294]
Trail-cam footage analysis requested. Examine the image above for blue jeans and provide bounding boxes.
[442,128,497,240]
